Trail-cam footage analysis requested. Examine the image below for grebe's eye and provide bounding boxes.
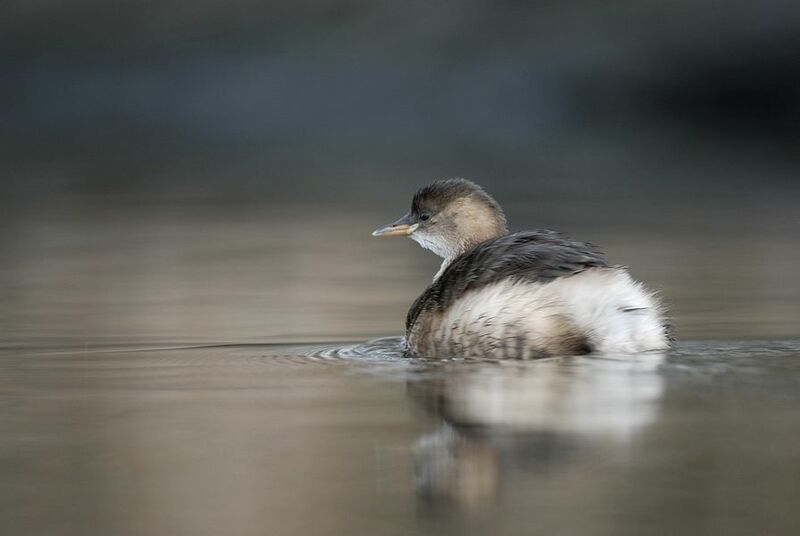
[419,213,430,221]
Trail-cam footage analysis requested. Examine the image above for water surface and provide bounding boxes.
[2,339,800,535]
[2,200,800,535]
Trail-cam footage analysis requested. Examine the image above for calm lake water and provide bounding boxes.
[2,198,800,535]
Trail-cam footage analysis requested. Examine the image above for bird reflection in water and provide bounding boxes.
[406,353,666,508]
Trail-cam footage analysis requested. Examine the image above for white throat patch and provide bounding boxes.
[409,231,460,281]
[409,230,457,260]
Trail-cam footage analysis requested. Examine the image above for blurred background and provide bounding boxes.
[4,4,800,536]
[2,0,799,348]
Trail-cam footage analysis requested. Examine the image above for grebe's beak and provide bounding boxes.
[372,213,419,237]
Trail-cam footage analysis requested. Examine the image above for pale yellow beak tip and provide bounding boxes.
[371,223,418,237]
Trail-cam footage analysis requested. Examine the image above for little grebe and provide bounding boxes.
[372,178,670,358]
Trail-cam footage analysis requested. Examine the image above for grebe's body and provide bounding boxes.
[373,179,670,358]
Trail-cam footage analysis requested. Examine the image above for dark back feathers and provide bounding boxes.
[406,230,609,331]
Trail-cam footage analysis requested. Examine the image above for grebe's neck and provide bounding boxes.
[433,259,451,282]
[431,226,508,281]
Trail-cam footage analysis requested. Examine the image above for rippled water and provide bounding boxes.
[2,201,800,535]
[3,339,800,535]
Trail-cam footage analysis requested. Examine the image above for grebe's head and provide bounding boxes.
[372,178,508,259]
